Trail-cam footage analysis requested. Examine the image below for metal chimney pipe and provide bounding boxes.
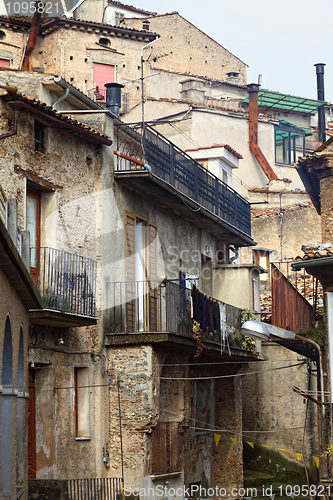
[315,63,326,143]
[104,83,124,116]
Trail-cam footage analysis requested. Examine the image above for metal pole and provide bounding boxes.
[117,377,125,481]
[315,63,326,144]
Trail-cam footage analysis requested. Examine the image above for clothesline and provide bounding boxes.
[191,285,231,355]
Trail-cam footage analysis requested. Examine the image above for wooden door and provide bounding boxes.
[93,63,115,97]
[26,189,41,282]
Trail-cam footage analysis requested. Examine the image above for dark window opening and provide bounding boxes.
[34,121,46,153]
[275,124,305,165]
[99,37,110,47]
[0,30,6,40]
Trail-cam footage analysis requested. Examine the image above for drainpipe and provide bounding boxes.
[53,77,103,110]
[21,5,42,71]
[247,83,278,181]
[51,87,70,110]
[315,63,326,144]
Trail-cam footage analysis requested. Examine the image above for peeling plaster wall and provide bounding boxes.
[29,349,106,479]
[0,266,30,499]
[0,77,110,480]
[242,344,318,468]
[107,346,244,493]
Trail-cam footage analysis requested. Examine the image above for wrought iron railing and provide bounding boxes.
[115,124,251,236]
[31,247,97,317]
[67,478,122,500]
[107,279,243,346]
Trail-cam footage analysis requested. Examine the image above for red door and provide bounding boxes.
[28,369,36,479]
[93,63,115,99]
[0,58,10,68]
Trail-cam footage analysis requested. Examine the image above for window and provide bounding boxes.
[151,422,182,474]
[34,121,46,153]
[222,169,228,184]
[74,367,90,439]
[0,58,9,67]
[198,159,208,169]
[99,37,110,47]
[253,249,271,283]
[115,11,124,26]
[252,275,260,312]
[275,124,305,165]
[125,212,158,332]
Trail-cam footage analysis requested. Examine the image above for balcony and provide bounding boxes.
[29,247,98,328]
[114,124,254,247]
[105,279,256,358]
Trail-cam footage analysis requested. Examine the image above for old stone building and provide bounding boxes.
[0,69,114,497]
[291,148,333,480]
[0,5,326,496]
[0,63,261,498]
[0,188,42,499]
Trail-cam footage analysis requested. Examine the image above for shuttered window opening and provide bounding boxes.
[152,422,183,475]
[0,58,10,68]
[125,212,158,332]
[93,63,115,98]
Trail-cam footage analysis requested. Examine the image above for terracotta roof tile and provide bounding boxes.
[251,202,314,219]
[107,0,157,16]
[294,243,333,262]
[1,90,112,144]
[184,144,243,159]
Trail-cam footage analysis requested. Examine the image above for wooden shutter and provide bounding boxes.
[152,422,183,475]
[125,213,136,331]
[93,63,115,94]
[0,58,10,68]
[147,223,158,331]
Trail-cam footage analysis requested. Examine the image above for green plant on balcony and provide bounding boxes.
[192,319,204,358]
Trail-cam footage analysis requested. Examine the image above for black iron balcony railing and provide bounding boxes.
[31,247,97,317]
[107,279,243,347]
[115,124,251,237]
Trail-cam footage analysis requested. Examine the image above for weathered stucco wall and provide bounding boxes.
[0,73,112,481]
[107,345,244,494]
[242,343,319,470]
[241,206,321,268]
[29,348,106,479]
[0,265,30,499]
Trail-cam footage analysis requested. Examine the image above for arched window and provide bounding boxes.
[0,315,14,497]
[16,327,25,487]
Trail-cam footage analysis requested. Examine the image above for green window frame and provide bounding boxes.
[275,124,305,166]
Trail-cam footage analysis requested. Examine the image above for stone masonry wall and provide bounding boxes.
[122,14,248,85]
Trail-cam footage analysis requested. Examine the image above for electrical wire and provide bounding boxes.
[158,361,306,380]
[157,406,307,447]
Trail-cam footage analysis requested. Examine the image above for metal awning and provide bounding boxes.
[242,90,325,114]
[278,119,313,136]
